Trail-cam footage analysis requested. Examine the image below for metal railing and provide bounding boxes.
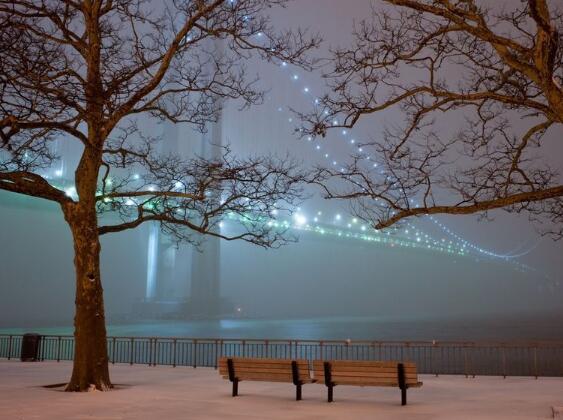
[1,335,562,377]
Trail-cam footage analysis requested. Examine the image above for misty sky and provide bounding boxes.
[0,0,562,331]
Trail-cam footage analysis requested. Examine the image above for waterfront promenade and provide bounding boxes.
[1,360,562,419]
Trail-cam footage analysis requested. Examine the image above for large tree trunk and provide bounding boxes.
[63,202,112,391]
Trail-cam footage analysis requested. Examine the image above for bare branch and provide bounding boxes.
[301,0,563,238]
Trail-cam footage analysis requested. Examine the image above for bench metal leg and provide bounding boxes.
[232,379,239,397]
[295,383,302,401]
[327,384,334,403]
[398,362,407,406]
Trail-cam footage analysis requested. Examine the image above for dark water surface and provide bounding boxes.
[2,314,562,342]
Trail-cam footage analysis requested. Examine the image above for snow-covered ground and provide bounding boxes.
[1,360,562,419]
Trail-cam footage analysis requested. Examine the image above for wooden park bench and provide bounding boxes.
[218,357,315,400]
[313,360,422,405]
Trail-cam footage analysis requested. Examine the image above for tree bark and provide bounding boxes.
[63,201,112,391]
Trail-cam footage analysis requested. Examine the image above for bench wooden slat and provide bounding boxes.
[219,370,311,382]
[221,374,316,383]
[314,372,419,380]
[314,360,416,367]
[313,366,417,374]
[220,366,304,374]
[219,357,309,365]
[313,360,416,369]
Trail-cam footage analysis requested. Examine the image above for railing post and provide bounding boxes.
[432,340,438,377]
[111,337,116,364]
[153,338,158,367]
[502,345,506,379]
[173,339,177,368]
[463,346,468,378]
[193,339,198,368]
[213,340,219,369]
[533,346,538,379]
[56,336,61,362]
[129,338,134,365]
[7,335,12,360]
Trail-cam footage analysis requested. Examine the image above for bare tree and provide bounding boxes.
[0,0,319,391]
[300,0,563,237]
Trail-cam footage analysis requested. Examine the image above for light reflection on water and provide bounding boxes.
[1,315,562,342]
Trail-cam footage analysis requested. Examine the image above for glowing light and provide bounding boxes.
[293,213,307,226]
[65,187,76,198]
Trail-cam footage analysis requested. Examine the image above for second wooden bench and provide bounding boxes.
[313,360,423,405]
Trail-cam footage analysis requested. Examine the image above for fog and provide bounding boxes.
[0,0,562,340]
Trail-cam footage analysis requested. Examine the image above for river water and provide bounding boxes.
[2,314,562,342]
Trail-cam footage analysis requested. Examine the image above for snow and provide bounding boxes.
[1,360,562,419]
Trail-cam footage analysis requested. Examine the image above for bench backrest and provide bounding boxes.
[218,357,311,383]
[312,360,419,387]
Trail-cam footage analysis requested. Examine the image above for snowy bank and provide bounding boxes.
[1,360,562,419]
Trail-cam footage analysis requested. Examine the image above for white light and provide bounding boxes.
[55,169,63,177]
[148,185,156,192]
[126,199,135,206]
[293,213,307,226]
[304,87,309,93]
[342,130,347,135]
[281,61,287,67]
[313,217,318,223]
[65,187,76,198]
[133,174,140,180]
[293,74,299,80]
[335,214,341,221]
[175,181,183,189]
[316,145,321,150]
[350,139,355,144]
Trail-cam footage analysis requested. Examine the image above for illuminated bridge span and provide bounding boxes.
[0,52,544,321]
